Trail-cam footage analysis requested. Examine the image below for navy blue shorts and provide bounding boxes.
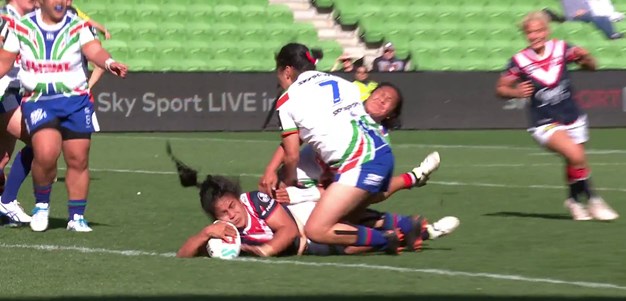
[22,94,95,138]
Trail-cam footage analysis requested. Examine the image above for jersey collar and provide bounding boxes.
[5,4,21,18]
[35,8,69,32]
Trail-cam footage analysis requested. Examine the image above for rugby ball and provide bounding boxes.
[206,221,241,260]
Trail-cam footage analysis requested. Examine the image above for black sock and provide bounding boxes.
[569,178,595,202]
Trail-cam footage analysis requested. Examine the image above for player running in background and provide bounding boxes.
[0,0,127,231]
[0,0,35,225]
[495,11,618,221]
[269,43,406,254]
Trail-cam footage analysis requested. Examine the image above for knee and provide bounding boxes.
[65,153,89,170]
[34,150,59,167]
[566,150,586,167]
[304,222,324,243]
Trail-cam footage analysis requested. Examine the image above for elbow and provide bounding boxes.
[283,153,299,167]
[495,88,505,99]
[495,86,512,99]
[175,246,198,258]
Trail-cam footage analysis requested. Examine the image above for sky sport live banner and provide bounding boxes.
[92,71,626,132]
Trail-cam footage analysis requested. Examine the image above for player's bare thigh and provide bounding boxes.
[2,107,29,143]
[545,130,587,167]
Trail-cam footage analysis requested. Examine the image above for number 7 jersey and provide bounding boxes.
[276,71,389,170]
[2,9,98,102]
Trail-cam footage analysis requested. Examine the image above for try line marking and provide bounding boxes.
[0,243,625,292]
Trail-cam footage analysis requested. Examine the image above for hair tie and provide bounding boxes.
[305,51,316,64]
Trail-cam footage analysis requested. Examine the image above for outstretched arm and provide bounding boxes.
[259,144,285,194]
[177,222,239,258]
[82,40,127,78]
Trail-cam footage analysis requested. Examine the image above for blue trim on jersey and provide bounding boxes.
[39,15,73,60]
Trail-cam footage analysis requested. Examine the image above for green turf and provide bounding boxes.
[1,129,625,301]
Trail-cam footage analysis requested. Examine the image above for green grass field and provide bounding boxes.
[1,129,625,301]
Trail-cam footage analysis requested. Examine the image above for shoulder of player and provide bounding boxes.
[242,191,277,216]
[22,10,36,20]
[67,6,78,14]
[246,191,274,205]
[275,90,291,110]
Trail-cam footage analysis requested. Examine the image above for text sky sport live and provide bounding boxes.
[91,72,626,131]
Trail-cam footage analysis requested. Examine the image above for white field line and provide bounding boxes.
[78,168,626,193]
[0,243,625,292]
[93,134,626,153]
[530,150,626,156]
[401,163,626,168]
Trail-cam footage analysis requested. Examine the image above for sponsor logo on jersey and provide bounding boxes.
[257,192,271,203]
[332,101,359,116]
[23,60,71,73]
[363,173,384,187]
[29,108,47,125]
[536,80,571,107]
[542,123,559,133]
[297,72,330,86]
[84,107,92,127]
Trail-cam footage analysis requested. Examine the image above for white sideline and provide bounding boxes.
[0,243,625,291]
[81,168,626,193]
[95,135,626,153]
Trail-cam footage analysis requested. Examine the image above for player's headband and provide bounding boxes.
[305,51,316,65]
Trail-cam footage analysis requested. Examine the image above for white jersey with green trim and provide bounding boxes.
[2,9,97,101]
[0,4,23,92]
[276,71,387,168]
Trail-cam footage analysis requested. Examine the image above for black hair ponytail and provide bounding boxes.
[167,142,242,217]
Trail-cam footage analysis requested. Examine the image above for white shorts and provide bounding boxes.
[528,115,588,146]
[287,201,316,226]
[278,144,325,187]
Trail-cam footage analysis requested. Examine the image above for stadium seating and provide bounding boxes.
[322,0,626,70]
[74,0,626,71]
[74,0,343,71]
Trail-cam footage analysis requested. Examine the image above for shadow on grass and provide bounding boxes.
[55,177,100,183]
[483,211,572,220]
[47,217,110,230]
[1,217,109,229]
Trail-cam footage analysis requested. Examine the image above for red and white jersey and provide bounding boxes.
[503,39,582,127]
[238,191,277,246]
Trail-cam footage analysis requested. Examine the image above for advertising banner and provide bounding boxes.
[92,71,626,131]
